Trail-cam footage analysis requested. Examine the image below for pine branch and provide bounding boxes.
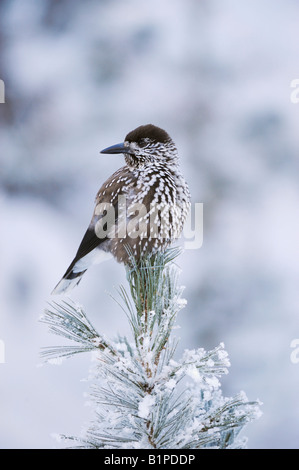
[40,299,118,361]
[42,248,261,449]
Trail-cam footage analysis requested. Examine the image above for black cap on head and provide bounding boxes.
[125,124,171,145]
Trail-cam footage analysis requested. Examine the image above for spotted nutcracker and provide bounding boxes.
[52,124,190,294]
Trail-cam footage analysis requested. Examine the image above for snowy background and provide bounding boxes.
[1,0,299,449]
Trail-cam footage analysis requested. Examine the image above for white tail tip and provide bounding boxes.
[51,275,83,296]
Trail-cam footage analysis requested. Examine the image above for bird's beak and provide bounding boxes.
[100,143,130,154]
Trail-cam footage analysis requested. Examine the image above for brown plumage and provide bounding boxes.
[52,124,190,295]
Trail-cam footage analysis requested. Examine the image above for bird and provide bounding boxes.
[52,124,191,295]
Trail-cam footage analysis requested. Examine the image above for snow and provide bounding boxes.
[165,378,176,391]
[138,394,156,419]
[185,363,200,381]
[1,0,299,449]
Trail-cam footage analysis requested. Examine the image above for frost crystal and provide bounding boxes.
[41,248,261,449]
[138,394,156,419]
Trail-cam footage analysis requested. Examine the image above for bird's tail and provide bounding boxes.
[51,270,86,295]
[51,250,113,295]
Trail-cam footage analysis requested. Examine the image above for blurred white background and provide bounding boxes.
[1,0,299,449]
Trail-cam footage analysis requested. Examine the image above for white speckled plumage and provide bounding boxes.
[52,124,190,295]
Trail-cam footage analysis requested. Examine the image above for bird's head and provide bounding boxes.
[100,124,178,168]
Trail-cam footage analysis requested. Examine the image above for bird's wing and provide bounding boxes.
[62,166,135,278]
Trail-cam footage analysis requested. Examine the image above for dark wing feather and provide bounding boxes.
[62,166,134,278]
[62,227,102,278]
